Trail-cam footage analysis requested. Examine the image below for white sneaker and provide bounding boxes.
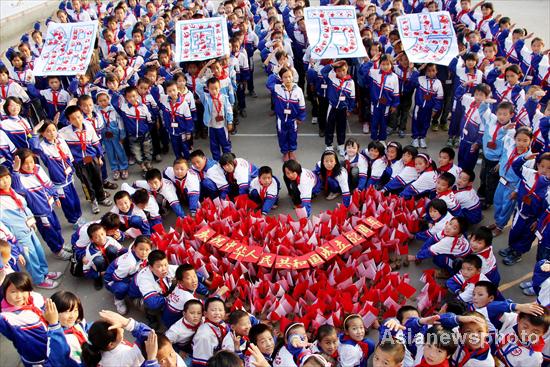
[362,123,370,134]
[419,138,427,148]
[36,279,59,289]
[337,145,346,157]
[326,192,341,200]
[55,249,72,261]
[114,298,128,315]
[311,117,318,125]
[325,146,334,151]
[47,272,63,280]
[412,138,419,148]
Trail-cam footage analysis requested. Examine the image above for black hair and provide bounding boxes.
[132,188,150,206]
[278,66,292,79]
[15,148,34,164]
[207,351,242,367]
[113,190,131,203]
[316,324,337,342]
[147,250,167,266]
[463,52,479,62]
[87,223,105,238]
[497,101,515,114]
[423,325,457,356]
[249,323,273,345]
[396,305,419,324]
[471,226,493,247]
[439,147,455,161]
[219,152,237,168]
[37,119,56,135]
[206,77,220,87]
[540,152,550,164]
[460,168,476,183]
[462,254,482,270]
[164,79,178,91]
[474,280,498,298]
[438,172,455,188]
[228,309,249,326]
[283,159,302,177]
[100,212,121,230]
[184,299,204,312]
[518,309,550,334]
[386,141,403,160]
[81,321,119,367]
[319,151,342,185]
[51,291,84,323]
[77,94,93,106]
[345,138,360,150]
[145,168,162,182]
[0,165,10,179]
[189,149,206,160]
[204,297,225,312]
[402,145,418,158]
[175,263,196,281]
[124,86,138,96]
[0,272,33,310]
[64,105,82,120]
[367,141,385,157]
[445,298,467,316]
[2,96,22,116]
[515,126,533,140]
[132,235,153,250]
[473,83,491,96]
[376,339,406,364]
[258,166,273,177]
[452,216,469,234]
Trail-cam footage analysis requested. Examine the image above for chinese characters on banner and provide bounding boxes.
[397,11,459,65]
[304,6,368,60]
[174,17,230,62]
[194,216,383,270]
[34,21,98,76]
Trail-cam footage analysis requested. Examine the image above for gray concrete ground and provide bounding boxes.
[1,1,549,365]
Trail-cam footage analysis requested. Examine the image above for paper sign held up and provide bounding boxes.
[174,17,230,62]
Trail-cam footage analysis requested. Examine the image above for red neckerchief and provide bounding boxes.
[541,210,550,233]
[64,325,87,346]
[324,169,333,193]
[405,160,416,168]
[336,75,352,92]
[227,171,235,183]
[79,85,86,96]
[156,275,168,294]
[0,188,24,210]
[52,90,59,109]
[476,14,492,30]
[206,320,227,347]
[12,295,48,325]
[86,114,98,133]
[540,69,550,88]
[95,242,108,259]
[12,116,31,135]
[464,101,479,126]
[416,358,449,367]
[133,104,141,123]
[0,83,8,99]
[295,175,301,186]
[218,68,229,81]
[400,66,408,83]
[524,173,540,201]
[341,335,370,357]
[53,139,70,164]
[380,70,392,90]
[182,318,200,332]
[260,184,268,200]
[456,9,470,22]
[505,41,519,59]
[75,127,88,155]
[437,189,453,198]
[476,247,492,259]
[178,174,187,193]
[16,70,26,83]
[141,94,147,104]
[504,148,527,172]
[198,169,205,180]
[100,110,110,124]
[461,273,481,291]
[212,93,223,117]
[439,163,452,172]
[20,166,48,188]
[499,83,514,102]
[169,96,183,124]
[345,158,352,172]
[455,184,473,193]
[489,121,508,147]
[450,235,461,252]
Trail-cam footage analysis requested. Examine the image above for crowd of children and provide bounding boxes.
[1,0,550,366]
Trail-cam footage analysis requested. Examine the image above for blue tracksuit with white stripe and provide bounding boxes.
[105,249,147,300]
[11,167,64,254]
[30,135,82,224]
[111,92,153,138]
[266,75,306,154]
[313,162,351,207]
[224,157,258,197]
[509,156,550,255]
[194,158,229,200]
[249,176,281,215]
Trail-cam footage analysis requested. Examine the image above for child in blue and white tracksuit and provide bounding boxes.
[0,275,50,367]
[152,83,194,159]
[249,169,281,216]
[96,91,129,179]
[220,154,258,199]
[313,151,351,207]
[266,69,306,158]
[400,153,438,200]
[111,198,151,237]
[83,234,124,281]
[360,55,399,143]
[196,78,234,161]
[321,61,356,153]
[505,155,550,261]
[283,161,321,217]
[11,154,66,257]
[191,152,230,200]
[30,123,84,227]
[492,127,533,234]
[163,164,201,216]
[411,64,444,146]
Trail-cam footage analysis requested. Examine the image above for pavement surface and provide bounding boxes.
[1,1,549,365]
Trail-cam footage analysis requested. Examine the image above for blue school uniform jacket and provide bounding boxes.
[320,65,356,110]
[111,92,153,138]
